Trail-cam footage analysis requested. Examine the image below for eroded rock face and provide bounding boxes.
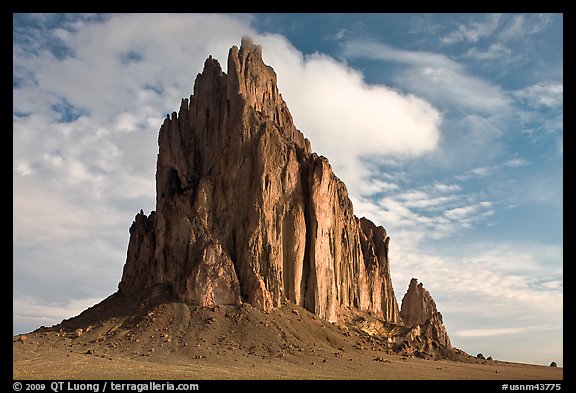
[399,278,451,347]
[118,36,399,323]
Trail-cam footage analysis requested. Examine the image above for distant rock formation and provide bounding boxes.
[399,278,451,347]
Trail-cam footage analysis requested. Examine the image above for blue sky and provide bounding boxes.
[13,13,563,367]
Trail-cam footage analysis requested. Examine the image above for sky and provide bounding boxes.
[13,13,563,367]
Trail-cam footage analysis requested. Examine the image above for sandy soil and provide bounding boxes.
[13,288,563,380]
[13,342,562,380]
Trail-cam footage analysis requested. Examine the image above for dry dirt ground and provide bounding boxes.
[13,287,562,380]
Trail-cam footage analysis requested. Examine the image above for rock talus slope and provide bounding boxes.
[118,36,400,324]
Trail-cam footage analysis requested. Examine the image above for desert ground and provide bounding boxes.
[13,288,562,380]
[13,342,562,380]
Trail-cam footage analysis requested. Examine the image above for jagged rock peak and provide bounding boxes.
[400,278,437,326]
[400,278,451,347]
[118,38,400,325]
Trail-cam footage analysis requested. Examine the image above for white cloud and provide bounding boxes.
[15,14,250,121]
[259,36,441,190]
[13,159,32,176]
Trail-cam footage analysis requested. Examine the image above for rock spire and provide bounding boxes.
[399,278,451,347]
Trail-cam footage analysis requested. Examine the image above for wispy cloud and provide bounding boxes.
[513,83,563,109]
[13,296,104,332]
[511,82,563,143]
[390,238,562,362]
[440,14,502,44]
[500,14,554,41]
[343,40,460,70]
[464,43,511,60]
[434,183,461,193]
[504,158,529,167]
[352,172,496,244]
[453,156,531,181]
[360,179,399,196]
[454,328,526,337]
[13,159,32,176]
[439,14,553,46]
[455,165,496,181]
[341,40,511,115]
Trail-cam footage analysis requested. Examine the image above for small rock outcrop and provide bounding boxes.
[399,278,451,347]
[118,36,400,324]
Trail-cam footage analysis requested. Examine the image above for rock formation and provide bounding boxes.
[399,278,451,347]
[119,36,407,326]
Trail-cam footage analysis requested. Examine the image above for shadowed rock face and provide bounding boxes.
[399,278,451,347]
[118,36,400,323]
